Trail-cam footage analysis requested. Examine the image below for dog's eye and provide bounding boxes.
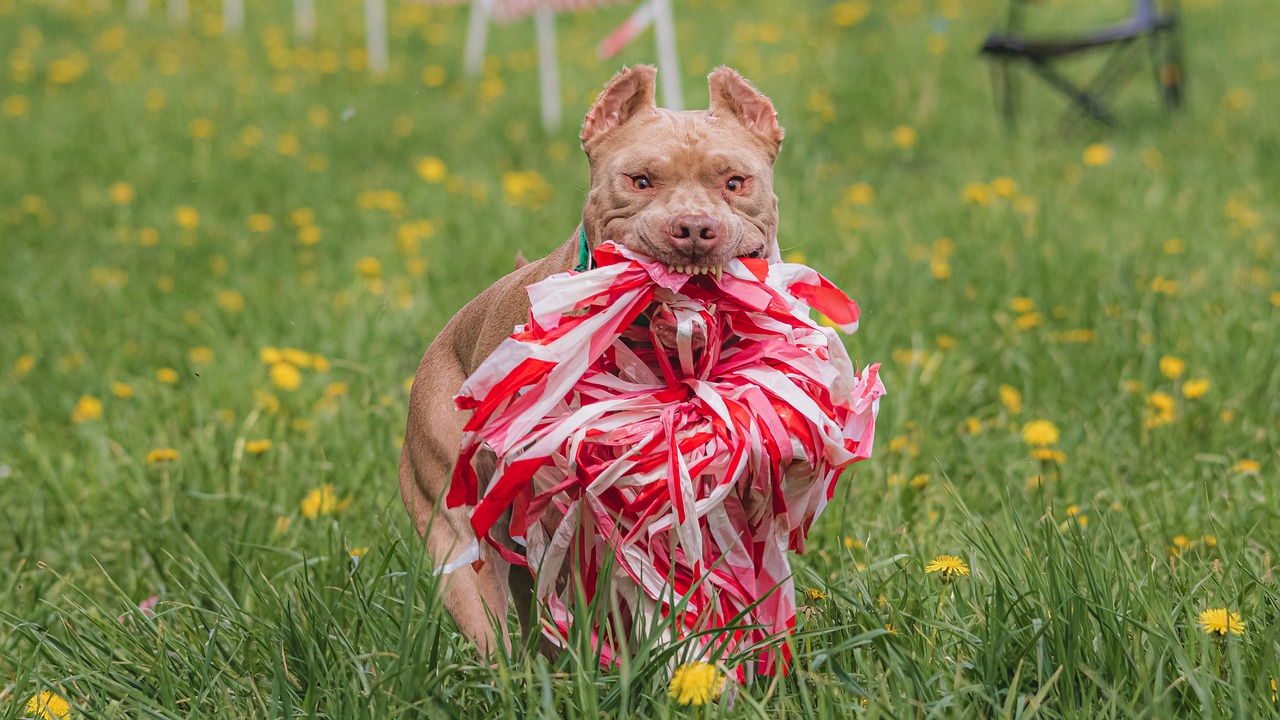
[630,175,652,190]
[726,176,747,193]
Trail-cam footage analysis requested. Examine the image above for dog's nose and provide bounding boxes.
[667,214,721,252]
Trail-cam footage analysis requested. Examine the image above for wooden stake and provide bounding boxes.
[294,0,316,42]
[535,8,561,131]
[465,0,496,77]
[365,0,389,75]
[652,0,682,110]
[168,0,188,26]
[223,0,244,35]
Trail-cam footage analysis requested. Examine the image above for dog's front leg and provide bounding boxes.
[399,336,512,657]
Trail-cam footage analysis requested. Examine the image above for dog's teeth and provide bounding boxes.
[714,266,722,283]
[682,265,691,275]
[666,264,675,273]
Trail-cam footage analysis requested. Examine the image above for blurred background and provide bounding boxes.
[3,0,1278,716]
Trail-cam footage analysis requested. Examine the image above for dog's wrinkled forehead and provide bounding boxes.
[580,65,783,166]
[589,109,772,179]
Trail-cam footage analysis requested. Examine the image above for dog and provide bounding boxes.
[399,64,785,657]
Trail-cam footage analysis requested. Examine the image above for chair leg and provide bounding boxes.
[1029,59,1115,127]
[1162,22,1185,107]
[988,58,1018,131]
[1059,38,1145,133]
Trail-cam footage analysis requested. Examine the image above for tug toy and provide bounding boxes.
[447,241,883,674]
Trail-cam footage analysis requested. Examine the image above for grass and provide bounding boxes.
[2,0,1278,716]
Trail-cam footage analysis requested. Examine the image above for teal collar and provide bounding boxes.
[574,226,592,272]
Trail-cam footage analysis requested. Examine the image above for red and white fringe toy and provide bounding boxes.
[447,241,883,675]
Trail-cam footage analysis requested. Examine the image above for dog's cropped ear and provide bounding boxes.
[581,65,657,149]
[708,67,784,156]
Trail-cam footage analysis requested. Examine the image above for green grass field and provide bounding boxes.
[3,0,1278,716]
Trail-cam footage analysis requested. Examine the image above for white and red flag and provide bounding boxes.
[447,241,884,676]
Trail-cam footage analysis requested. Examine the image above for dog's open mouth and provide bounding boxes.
[663,247,765,278]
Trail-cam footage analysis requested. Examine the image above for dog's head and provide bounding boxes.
[580,65,784,274]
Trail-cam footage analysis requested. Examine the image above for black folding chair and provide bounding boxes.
[980,0,1184,130]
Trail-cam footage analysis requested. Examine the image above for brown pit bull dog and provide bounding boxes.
[399,64,785,657]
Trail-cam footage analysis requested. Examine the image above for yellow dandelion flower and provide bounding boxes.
[668,661,723,706]
[1182,378,1210,399]
[1010,297,1035,313]
[274,515,292,534]
[109,181,135,205]
[1159,355,1185,379]
[300,484,351,519]
[248,213,274,232]
[71,395,103,423]
[270,362,302,391]
[239,125,263,147]
[831,0,871,27]
[297,225,321,245]
[2,95,30,117]
[1234,460,1260,474]
[259,347,283,365]
[311,355,330,372]
[188,347,214,364]
[1032,448,1066,463]
[325,382,347,397]
[1196,607,1245,637]
[910,473,930,489]
[245,439,272,454]
[279,348,313,368]
[416,156,447,182]
[999,385,1023,415]
[930,258,952,279]
[844,182,874,205]
[110,381,133,399]
[356,257,382,278]
[215,289,245,313]
[963,417,982,435]
[350,546,369,559]
[1015,312,1044,329]
[890,125,917,149]
[175,206,200,229]
[804,588,828,602]
[290,208,314,226]
[1082,143,1114,167]
[1021,419,1060,447]
[155,367,179,384]
[277,132,299,155]
[422,64,446,87]
[146,447,180,463]
[25,691,71,720]
[924,554,970,581]
[1147,391,1175,413]
[190,117,214,138]
[962,182,992,206]
[990,176,1018,198]
[307,106,330,128]
[15,354,36,377]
